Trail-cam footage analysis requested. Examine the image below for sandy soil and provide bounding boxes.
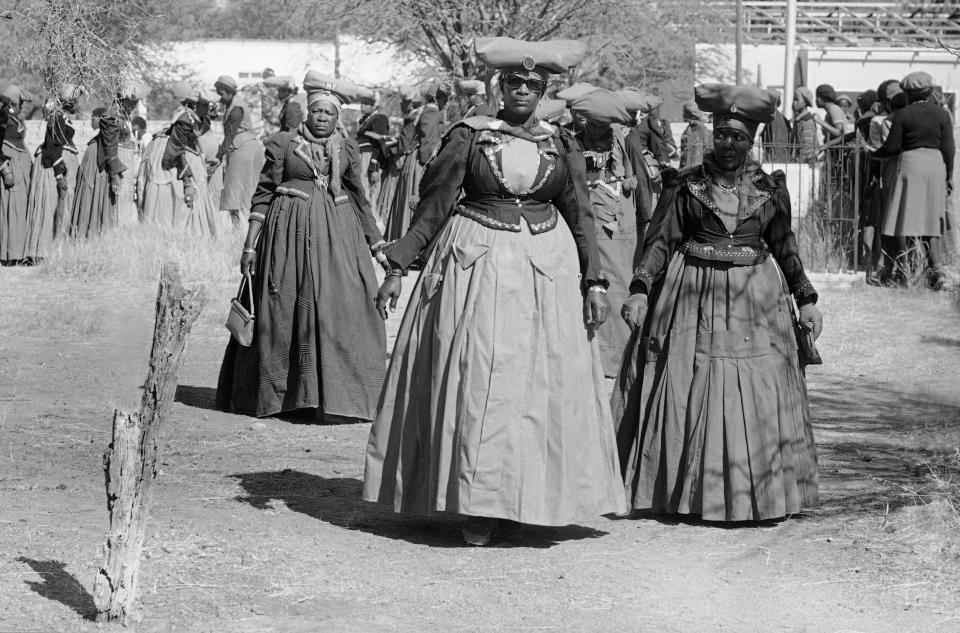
[1,268,959,633]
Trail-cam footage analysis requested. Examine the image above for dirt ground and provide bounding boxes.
[1,265,959,633]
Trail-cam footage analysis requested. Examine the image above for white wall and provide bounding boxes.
[157,36,429,90]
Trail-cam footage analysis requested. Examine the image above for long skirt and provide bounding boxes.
[137,136,179,227]
[217,189,386,419]
[70,145,116,239]
[612,253,819,522]
[383,153,423,241]
[882,148,947,237]
[0,142,33,261]
[359,148,382,225]
[116,143,138,227]
[22,149,79,260]
[363,215,626,526]
[219,139,265,213]
[374,156,401,229]
[590,182,638,377]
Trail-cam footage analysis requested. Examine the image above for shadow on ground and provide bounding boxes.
[175,385,217,411]
[809,377,960,517]
[16,557,96,621]
[230,470,608,549]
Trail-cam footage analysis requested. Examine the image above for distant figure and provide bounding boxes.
[459,79,495,118]
[760,92,791,162]
[215,75,266,228]
[679,99,712,170]
[814,84,846,144]
[0,86,34,263]
[790,86,818,164]
[354,88,390,225]
[69,106,123,238]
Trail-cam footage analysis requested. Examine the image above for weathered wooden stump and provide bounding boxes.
[93,263,207,624]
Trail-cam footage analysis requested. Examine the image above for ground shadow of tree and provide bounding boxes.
[230,470,608,549]
[16,558,96,621]
[808,376,960,518]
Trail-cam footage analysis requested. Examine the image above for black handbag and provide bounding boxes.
[795,322,822,368]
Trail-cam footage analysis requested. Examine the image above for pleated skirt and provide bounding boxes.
[590,184,637,378]
[882,148,947,237]
[22,150,78,259]
[612,253,819,522]
[375,157,401,230]
[116,144,138,227]
[0,143,33,261]
[219,139,265,212]
[217,189,386,419]
[70,145,116,239]
[363,214,626,526]
[383,153,423,241]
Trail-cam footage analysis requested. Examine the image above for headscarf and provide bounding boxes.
[795,87,814,108]
[307,91,343,113]
[298,121,342,196]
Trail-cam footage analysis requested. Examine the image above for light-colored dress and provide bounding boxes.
[363,119,624,526]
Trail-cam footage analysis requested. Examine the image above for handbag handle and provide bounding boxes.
[236,272,255,317]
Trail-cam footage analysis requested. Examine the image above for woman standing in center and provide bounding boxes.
[363,37,625,546]
[217,72,387,421]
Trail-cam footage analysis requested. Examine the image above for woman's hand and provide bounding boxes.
[620,293,648,331]
[798,303,823,341]
[376,275,402,320]
[240,249,256,276]
[583,288,609,327]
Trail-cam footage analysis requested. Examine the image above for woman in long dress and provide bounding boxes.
[217,74,387,421]
[566,89,638,377]
[215,75,266,229]
[374,90,419,231]
[383,80,446,241]
[363,37,625,546]
[138,84,218,236]
[874,71,955,290]
[22,87,81,261]
[0,87,34,263]
[69,106,125,239]
[616,84,824,523]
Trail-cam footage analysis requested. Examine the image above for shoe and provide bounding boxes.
[927,267,947,291]
[865,272,882,287]
[462,516,498,546]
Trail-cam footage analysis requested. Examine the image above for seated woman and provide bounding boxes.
[616,84,824,523]
[217,72,387,422]
[363,36,624,546]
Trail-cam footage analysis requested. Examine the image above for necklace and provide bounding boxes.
[711,177,738,194]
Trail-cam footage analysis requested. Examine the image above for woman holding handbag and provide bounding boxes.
[217,71,387,421]
[615,84,824,523]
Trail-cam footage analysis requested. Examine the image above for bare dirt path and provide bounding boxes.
[1,267,959,633]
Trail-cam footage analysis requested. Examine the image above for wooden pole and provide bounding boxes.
[784,0,798,118]
[735,0,744,85]
[93,263,207,624]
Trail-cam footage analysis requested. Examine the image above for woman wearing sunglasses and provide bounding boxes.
[615,84,824,523]
[363,37,624,546]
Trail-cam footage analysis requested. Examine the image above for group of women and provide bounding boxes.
[0,75,274,265]
[215,35,825,547]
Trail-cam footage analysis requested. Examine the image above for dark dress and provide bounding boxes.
[613,155,820,521]
[384,103,443,240]
[356,110,390,223]
[70,114,124,238]
[217,131,387,420]
[24,111,79,258]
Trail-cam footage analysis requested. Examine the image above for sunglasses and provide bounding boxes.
[502,75,547,94]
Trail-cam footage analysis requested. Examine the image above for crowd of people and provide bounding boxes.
[0,36,952,545]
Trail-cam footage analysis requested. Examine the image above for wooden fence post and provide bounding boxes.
[93,263,207,624]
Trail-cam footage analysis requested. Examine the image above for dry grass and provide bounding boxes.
[39,225,243,287]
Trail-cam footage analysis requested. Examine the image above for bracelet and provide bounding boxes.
[387,269,404,278]
[587,285,607,295]
[242,247,256,254]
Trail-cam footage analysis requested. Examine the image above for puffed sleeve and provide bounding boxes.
[629,169,685,294]
[250,132,289,220]
[553,129,606,286]
[341,138,383,247]
[763,171,818,306]
[218,106,243,158]
[161,118,198,180]
[940,108,955,176]
[97,115,125,176]
[383,125,471,272]
[280,100,303,132]
[417,106,443,165]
